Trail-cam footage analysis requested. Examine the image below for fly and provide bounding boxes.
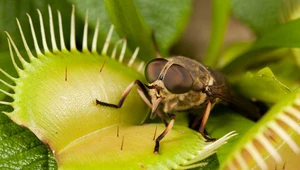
[96,55,260,154]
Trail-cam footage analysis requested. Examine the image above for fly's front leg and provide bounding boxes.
[156,109,168,127]
[154,113,176,154]
[96,80,151,109]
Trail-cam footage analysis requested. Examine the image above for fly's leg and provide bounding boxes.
[154,113,176,154]
[199,101,216,141]
[199,101,212,133]
[191,111,203,129]
[96,80,151,108]
[156,109,168,127]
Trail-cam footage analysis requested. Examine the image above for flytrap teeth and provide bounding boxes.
[2,5,141,76]
[221,91,300,170]
[0,69,16,106]
[0,5,149,136]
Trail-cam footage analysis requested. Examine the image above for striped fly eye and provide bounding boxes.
[145,58,168,83]
[163,64,193,94]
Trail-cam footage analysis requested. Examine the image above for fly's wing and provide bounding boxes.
[207,67,261,121]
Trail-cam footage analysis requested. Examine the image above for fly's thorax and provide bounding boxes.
[162,90,208,113]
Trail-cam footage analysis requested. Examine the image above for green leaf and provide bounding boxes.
[292,48,300,67]
[197,154,219,170]
[203,0,231,67]
[102,0,192,60]
[217,42,252,69]
[133,0,192,57]
[268,56,300,90]
[231,0,282,35]
[0,105,57,169]
[233,67,291,104]
[223,19,300,73]
[104,0,155,62]
[206,105,255,164]
[6,51,149,152]
[0,0,34,52]
[251,19,300,50]
[57,124,235,169]
[220,88,300,169]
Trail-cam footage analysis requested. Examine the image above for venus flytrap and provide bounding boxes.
[1,5,148,152]
[220,89,300,170]
[0,5,235,169]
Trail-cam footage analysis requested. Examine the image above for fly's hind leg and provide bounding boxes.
[199,101,217,141]
[96,80,151,109]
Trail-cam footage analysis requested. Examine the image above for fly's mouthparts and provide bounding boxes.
[145,84,155,89]
[145,84,163,90]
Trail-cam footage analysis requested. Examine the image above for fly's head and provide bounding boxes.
[144,58,195,114]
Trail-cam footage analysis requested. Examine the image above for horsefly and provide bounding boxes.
[96,53,261,154]
[98,25,263,153]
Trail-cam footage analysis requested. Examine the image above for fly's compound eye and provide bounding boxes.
[163,64,193,94]
[145,58,168,83]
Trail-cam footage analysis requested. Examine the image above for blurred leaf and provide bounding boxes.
[291,48,300,67]
[0,0,34,52]
[217,42,252,69]
[203,0,231,67]
[206,105,255,164]
[133,0,192,57]
[251,19,300,50]
[268,55,300,90]
[0,105,57,169]
[70,0,192,59]
[1,0,192,62]
[223,49,288,74]
[197,154,219,170]
[223,19,300,73]
[104,0,155,62]
[0,0,77,53]
[233,67,291,104]
[220,88,300,169]
[231,0,282,35]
